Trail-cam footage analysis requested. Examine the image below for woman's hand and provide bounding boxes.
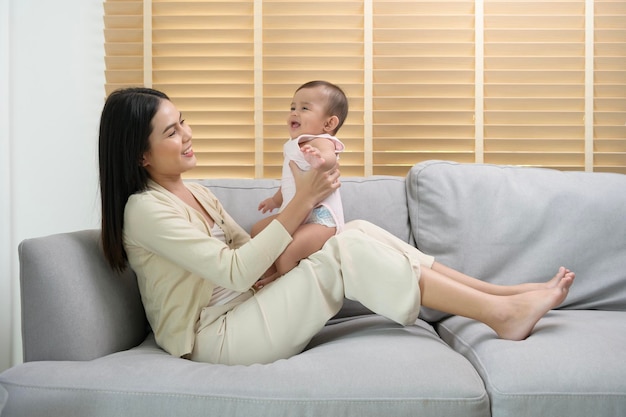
[290,160,340,207]
[273,161,340,237]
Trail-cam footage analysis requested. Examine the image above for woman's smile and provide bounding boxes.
[182,145,194,157]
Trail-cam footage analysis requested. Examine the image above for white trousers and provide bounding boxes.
[190,220,435,365]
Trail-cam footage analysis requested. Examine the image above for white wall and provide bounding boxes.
[0,0,104,371]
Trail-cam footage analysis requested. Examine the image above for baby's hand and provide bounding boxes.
[258,197,279,213]
[253,271,281,291]
[301,144,326,169]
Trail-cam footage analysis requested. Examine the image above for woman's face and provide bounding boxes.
[142,99,195,180]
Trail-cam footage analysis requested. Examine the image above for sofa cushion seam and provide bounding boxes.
[0,381,489,404]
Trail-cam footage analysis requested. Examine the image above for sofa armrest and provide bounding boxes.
[19,229,147,362]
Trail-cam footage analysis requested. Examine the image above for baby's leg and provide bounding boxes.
[274,223,336,276]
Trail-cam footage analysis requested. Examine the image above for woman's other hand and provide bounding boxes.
[273,161,340,237]
[289,160,340,206]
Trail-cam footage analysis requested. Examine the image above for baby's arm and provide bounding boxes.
[301,137,339,170]
[258,188,283,213]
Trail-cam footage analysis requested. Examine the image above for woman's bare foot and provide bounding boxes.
[489,271,575,340]
[516,266,573,293]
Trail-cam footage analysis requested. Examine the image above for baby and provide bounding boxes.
[251,80,348,286]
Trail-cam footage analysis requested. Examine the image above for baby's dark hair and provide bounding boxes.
[296,80,349,134]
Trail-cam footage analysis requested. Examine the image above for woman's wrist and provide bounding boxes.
[275,192,316,236]
[278,160,339,236]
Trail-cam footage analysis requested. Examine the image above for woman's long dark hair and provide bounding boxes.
[99,87,169,272]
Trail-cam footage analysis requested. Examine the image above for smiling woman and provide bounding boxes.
[98,86,342,273]
[141,101,196,185]
[96,86,575,366]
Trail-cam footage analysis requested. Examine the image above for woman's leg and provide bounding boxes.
[418,266,574,340]
[345,219,569,296]
[194,220,575,365]
[192,252,346,365]
[344,219,575,340]
[430,262,572,296]
[193,227,422,365]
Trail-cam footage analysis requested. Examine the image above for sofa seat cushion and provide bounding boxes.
[437,310,626,417]
[0,316,489,417]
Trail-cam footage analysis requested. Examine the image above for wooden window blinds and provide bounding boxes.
[104,0,626,178]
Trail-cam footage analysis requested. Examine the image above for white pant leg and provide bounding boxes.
[191,220,428,365]
[343,219,435,269]
[191,247,345,365]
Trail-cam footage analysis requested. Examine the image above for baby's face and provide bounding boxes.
[287,86,330,139]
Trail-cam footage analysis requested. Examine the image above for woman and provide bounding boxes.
[99,87,574,366]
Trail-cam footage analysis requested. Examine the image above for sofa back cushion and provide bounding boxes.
[198,176,412,243]
[407,160,626,322]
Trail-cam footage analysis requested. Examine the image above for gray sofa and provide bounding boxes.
[1,160,625,417]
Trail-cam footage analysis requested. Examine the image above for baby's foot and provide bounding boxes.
[301,144,326,169]
[491,273,574,341]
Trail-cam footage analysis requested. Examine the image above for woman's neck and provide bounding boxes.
[150,174,187,196]
[151,176,215,227]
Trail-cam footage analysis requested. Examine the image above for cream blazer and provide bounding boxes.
[124,180,292,358]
